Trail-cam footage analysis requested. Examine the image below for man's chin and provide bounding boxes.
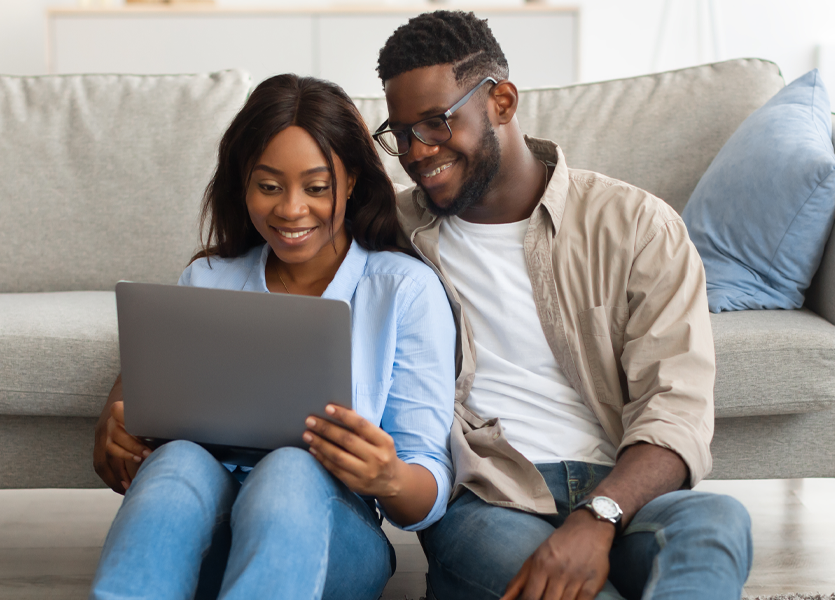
[415,183,472,217]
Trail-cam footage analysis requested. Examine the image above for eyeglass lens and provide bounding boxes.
[377,116,452,156]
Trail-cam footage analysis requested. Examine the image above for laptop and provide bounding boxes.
[115,281,352,467]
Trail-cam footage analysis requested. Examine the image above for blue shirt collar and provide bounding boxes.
[250,241,368,302]
[322,240,368,303]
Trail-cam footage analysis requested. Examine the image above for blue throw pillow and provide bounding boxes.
[682,69,835,312]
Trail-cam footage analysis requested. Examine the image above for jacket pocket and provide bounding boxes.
[578,305,629,408]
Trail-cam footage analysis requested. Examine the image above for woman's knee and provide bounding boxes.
[132,440,233,494]
[234,447,338,518]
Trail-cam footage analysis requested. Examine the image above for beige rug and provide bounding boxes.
[744,595,835,600]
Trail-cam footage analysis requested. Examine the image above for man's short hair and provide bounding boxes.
[377,10,509,88]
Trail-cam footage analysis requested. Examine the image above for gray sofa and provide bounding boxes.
[1,58,833,491]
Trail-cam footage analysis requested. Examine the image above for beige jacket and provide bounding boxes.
[396,137,715,515]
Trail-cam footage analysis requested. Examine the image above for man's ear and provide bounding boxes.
[491,80,518,125]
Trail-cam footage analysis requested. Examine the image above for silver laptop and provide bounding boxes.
[116,281,352,466]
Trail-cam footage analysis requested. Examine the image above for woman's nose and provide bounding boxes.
[274,189,309,220]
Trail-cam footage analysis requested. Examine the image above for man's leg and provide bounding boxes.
[607,490,753,600]
[89,440,240,600]
[218,447,392,600]
[420,489,560,600]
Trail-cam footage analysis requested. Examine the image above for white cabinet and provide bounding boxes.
[47,6,578,96]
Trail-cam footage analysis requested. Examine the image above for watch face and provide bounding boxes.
[591,496,620,519]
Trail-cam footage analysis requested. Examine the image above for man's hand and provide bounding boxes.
[501,509,615,600]
[93,375,151,494]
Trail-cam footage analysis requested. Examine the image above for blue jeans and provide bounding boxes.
[420,462,752,600]
[89,441,394,600]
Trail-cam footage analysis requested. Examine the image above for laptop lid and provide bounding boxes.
[116,281,352,462]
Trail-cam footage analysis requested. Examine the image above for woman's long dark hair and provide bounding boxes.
[195,74,399,260]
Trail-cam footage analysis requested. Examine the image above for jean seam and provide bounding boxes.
[620,522,662,537]
[640,528,668,599]
[425,549,503,599]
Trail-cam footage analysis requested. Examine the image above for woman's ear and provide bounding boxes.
[491,80,519,125]
[347,172,358,198]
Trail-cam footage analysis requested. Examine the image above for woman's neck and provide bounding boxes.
[266,230,351,297]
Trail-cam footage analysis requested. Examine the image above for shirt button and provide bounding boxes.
[492,432,500,440]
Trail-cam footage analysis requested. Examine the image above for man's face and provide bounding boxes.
[384,65,501,217]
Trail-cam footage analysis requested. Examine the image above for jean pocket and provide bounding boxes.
[578,305,628,408]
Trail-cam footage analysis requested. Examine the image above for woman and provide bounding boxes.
[90,74,455,600]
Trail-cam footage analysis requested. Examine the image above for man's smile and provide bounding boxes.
[421,161,455,179]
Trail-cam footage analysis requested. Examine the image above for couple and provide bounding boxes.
[91,10,752,600]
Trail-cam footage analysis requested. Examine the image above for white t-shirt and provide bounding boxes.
[439,215,617,466]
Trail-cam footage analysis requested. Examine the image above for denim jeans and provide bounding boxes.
[89,441,393,600]
[420,461,753,600]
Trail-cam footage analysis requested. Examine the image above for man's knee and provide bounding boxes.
[421,493,553,600]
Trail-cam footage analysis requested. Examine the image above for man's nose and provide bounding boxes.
[404,134,440,165]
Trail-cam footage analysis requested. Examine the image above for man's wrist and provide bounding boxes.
[568,507,618,542]
[575,495,624,536]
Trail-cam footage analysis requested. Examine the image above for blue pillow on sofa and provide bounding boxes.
[682,69,835,312]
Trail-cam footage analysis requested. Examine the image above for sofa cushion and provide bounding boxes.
[683,70,835,312]
[0,292,119,418]
[711,308,835,418]
[805,111,835,324]
[355,58,786,213]
[0,71,251,293]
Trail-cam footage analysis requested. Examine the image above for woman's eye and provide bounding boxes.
[307,185,331,195]
[258,183,280,193]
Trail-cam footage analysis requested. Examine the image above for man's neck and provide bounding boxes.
[457,136,546,225]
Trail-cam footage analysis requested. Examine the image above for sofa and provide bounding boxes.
[1,58,833,493]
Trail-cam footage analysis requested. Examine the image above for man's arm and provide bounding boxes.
[503,215,713,600]
[500,443,686,600]
[93,374,152,494]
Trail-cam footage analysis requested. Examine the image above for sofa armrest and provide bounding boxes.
[806,222,835,325]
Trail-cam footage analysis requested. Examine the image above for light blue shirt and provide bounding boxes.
[178,241,456,531]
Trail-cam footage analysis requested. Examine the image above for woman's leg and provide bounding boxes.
[89,440,240,600]
[218,447,392,600]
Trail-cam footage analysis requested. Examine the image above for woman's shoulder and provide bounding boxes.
[179,245,266,289]
[363,249,438,285]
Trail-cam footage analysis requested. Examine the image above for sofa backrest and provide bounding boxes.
[355,58,786,215]
[0,71,251,293]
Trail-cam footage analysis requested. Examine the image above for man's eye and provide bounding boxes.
[422,118,447,131]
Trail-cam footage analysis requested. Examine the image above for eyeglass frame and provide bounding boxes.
[372,76,499,157]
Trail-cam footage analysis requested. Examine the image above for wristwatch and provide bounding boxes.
[576,496,623,535]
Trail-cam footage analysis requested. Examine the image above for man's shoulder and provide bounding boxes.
[394,184,429,236]
[565,167,681,236]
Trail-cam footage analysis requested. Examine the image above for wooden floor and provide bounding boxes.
[0,479,833,599]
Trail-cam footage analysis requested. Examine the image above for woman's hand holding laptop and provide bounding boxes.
[305,403,439,526]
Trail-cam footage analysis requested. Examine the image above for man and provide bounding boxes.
[372,10,752,600]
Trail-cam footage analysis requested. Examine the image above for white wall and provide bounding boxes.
[567,0,835,88]
[3,0,835,89]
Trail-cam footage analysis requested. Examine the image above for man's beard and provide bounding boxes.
[417,116,501,218]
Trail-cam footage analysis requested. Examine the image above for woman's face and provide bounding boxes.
[246,126,355,266]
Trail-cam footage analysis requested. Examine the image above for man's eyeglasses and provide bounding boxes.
[373,77,498,157]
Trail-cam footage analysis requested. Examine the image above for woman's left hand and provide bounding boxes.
[303,404,404,498]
